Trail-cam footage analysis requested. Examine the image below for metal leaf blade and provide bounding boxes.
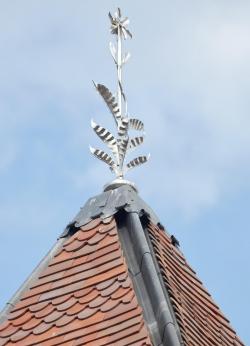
[129,118,144,131]
[89,146,116,169]
[122,52,131,65]
[91,120,117,148]
[129,136,144,150]
[93,82,121,121]
[109,42,117,64]
[126,154,150,172]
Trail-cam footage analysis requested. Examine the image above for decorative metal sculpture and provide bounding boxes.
[90,8,149,180]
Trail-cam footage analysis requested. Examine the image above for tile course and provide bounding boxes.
[0,217,152,346]
[147,221,244,346]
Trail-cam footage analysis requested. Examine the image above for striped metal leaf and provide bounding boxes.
[89,146,116,169]
[126,154,149,171]
[91,120,117,149]
[93,83,120,121]
[129,118,144,131]
[129,136,144,150]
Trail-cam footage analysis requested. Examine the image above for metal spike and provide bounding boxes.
[121,17,129,26]
[108,12,113,23]
[125,28,132,39]
[121,27,128,40]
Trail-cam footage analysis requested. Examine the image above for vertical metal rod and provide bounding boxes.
[117,25,122,118]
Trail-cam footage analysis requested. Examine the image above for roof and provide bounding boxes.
[0,185,244,345]
[147,221,244,346]
[0,216,151,346]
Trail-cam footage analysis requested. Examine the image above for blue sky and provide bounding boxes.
[0,1,250,343]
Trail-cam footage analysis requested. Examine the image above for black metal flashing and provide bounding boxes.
[117,211,182,346]
[61,185,160,237]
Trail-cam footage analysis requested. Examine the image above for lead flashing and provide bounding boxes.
[117,212,182,346]
[61,185,160,237]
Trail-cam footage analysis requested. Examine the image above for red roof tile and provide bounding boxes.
[0,217,152,346]
[147,221,244,346]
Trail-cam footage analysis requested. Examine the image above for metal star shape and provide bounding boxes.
[108,8,132,39]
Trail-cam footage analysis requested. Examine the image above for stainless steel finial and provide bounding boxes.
[90,8,149,181]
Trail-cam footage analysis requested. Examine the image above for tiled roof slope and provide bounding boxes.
[147,221,244,346]
[0,217,152,346]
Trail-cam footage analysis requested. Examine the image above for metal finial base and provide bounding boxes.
[103,178,138,193]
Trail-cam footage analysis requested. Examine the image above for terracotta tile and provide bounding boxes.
[77,228,97,242]
[8,302,28,320]
[111,287,131,300]
[0,217,152,346]
[16,325,59,346]
[67,249,121,277]
[0,320,9,332]
[78,290,99,304]
[147,221,244,346]
[29,301,50,313]
[77,307,98,320]
[33,321,54,335]
[34,303,55,319]
[44,310,64,323]
[11,295,39,311]
[64,302,86,316]
[80,218,101,231]
[55,314,75,327]
[22,316,42,331]
[56,297,77,311]
[101,280,120,297]
[73,287,93,299]
[49,259,123,290]
[64,239,86,253]
[100,297,121,313]
[12,311,32,326]
[0,323,18,338]
[96,278,116,291]
[51,293,72,305]
[74,317,143,345]
[0,338,9,346]
[89,295,109,309]
[43,259,74,277]
[10,329,30,342]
